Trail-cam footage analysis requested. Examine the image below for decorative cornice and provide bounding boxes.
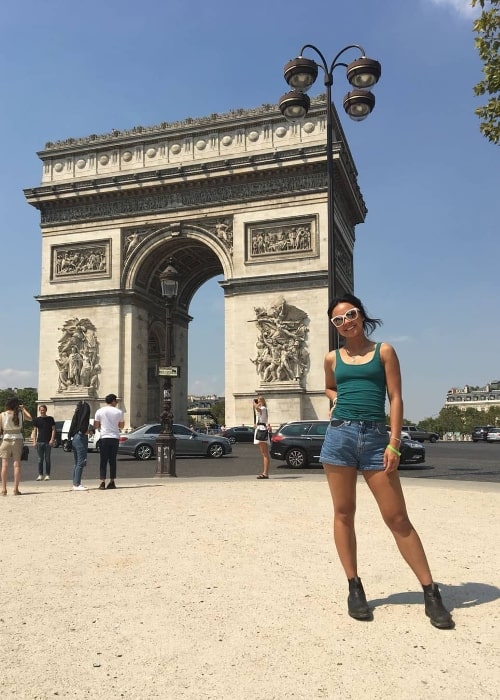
[36,288,160,312]
[40,96,329,153]
[220,271,327,296]
[24,144,328,200]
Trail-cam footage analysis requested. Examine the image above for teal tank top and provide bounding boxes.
[332,343,387,422]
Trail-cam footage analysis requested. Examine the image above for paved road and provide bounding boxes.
[25,440,500,483]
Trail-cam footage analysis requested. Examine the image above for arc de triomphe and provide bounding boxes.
[24,97,367,428]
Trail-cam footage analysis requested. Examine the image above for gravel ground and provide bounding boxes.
[1,475,499,699]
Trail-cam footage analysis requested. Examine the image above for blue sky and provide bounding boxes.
[0,0,498,421]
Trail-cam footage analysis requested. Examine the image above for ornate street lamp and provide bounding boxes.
[155,258,179,477]
[279,44,381,349]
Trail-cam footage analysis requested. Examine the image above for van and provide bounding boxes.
[61,419,101,452]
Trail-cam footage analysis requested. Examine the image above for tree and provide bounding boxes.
[210,399,225,427]
[471,0,500,143]
[0,387,38,436]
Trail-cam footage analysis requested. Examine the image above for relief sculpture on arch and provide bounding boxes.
[251,297,309,385]
[56,318,100,395]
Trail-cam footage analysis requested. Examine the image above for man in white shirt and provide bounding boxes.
[94,394,124,490]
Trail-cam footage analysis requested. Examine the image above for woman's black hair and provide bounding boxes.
[328,293,382,336]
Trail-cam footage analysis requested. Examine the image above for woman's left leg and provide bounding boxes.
[363,469,432,585]
[13,459,21,494]
[363,469,454,628]
[259,442,270,477]
[1,457,8,494]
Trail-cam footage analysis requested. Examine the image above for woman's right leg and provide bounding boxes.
[13,459,21,493]
[323,465,358,578]
[324,464,371,619]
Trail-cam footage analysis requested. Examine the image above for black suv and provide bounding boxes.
[270,420,426,468]
[471,426,496,442]
[270,420,328,468]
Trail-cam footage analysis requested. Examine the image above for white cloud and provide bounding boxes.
[425,0,479,18]
[0,368,37,389]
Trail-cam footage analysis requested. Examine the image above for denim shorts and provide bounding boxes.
[319,420,389,471]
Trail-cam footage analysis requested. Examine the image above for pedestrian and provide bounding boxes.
[254,396,271,479]
[68,400,91,491]
[319,293,454,629]
[0,397,32,496]
[94,394,124,490]
[32,404,56,480]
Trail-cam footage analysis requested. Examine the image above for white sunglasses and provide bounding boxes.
[330,308,360,328]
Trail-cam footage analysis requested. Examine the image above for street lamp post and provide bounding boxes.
[155,258,179,477]
[278,45,381,350]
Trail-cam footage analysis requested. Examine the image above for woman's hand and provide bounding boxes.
[383,446,400,473]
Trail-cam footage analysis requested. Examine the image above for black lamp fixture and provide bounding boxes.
[156,257,179,477]
[278,44,381,350]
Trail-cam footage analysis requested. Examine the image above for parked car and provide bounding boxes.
[118,423,232,460]
[386,425,410,440]
[399,438,426,465]
[61,419,101,452]
[401,425,439,443]
[270,420,329,468]
[221,426,255,443]
[270,421,425,468]
[485,427,500,442]
[471,426,496,442]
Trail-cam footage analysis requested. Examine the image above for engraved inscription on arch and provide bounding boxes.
[51,241,111,280]
[246,216,317,263]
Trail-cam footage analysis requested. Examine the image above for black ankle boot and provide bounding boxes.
[423,583,454,629]
[347,577,372,620]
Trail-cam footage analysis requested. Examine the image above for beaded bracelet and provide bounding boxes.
[386,444,401,457]
[389,435,401,443]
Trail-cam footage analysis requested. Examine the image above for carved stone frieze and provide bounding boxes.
[250,298,309,384]
[335,236,353,288]
[123,228,152,262]
[56,318,100,394]
[122,216,234,264]
[52,241,110,280]
[208,218,233,256]
[246,216,317,263]
[41,172,327,225]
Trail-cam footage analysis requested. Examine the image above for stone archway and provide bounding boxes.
[25,97,367,428]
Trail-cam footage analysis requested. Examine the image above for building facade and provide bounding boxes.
[445,382,500,412]
[25,97,367,429]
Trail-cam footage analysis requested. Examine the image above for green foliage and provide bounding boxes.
[471,0,500,143]
[419,405,500,435]
[0,387,38,436]
[210,399,225,427]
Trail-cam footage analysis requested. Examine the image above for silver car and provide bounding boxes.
[118,423,232,460]
[486,427,500,443]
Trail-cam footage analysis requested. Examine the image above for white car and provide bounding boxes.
[61,419,101,452]
[486,428,500,442]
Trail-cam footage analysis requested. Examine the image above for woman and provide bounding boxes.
[319,294,453,629]
[0,397,32,495]
[254,396,271,479]
[68,400,91,491]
